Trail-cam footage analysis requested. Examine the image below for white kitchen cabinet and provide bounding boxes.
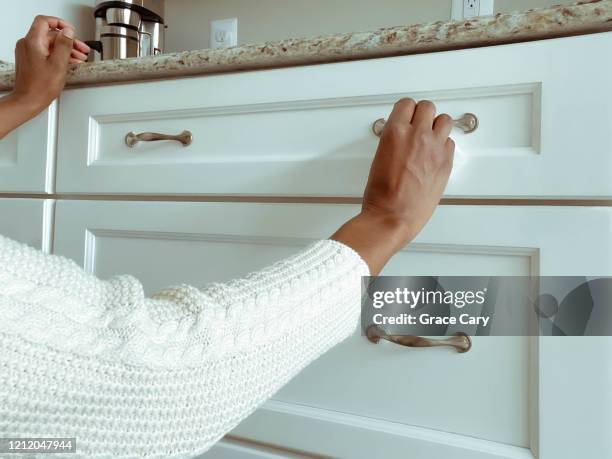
[200,440,300,459]
[0,198,51,250]
[55,33,612,198]
[0,100,56,193]
[53,200,612,459]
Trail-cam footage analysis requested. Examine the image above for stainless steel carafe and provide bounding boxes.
[86,0,166,61]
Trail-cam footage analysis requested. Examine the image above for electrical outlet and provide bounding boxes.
[210,18,238,49]
[451,0,494,20]
[464,0,479,18]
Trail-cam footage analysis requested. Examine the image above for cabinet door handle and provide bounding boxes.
[125,130,193,148]
[372,113,479,137]
[366,325,472,353]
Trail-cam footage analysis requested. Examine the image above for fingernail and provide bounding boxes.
[62,28,74,39]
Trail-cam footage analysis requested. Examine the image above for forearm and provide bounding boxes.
[331,211,413,276]
[0,235,369,456]
[0,92,44,139]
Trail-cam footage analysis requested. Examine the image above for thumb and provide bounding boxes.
[49,28,74,68]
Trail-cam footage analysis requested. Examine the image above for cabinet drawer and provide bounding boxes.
[56,33,612,198]
[0,100,56,193]
[0,198,49,249]
[53,200,612,459]
[200,440,297,458]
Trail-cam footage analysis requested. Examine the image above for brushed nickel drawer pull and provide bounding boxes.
[372,113,479,137]
[366,325,472,353]
[125,130,193,148]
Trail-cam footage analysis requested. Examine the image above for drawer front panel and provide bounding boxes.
[88,83,537,164]
[0,100,56,193]
[56,33,612,197]
[200,440,294,459]
[53,201,612,458]
[0,198,49,249]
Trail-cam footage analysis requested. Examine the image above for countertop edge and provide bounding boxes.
[1,0,611,90]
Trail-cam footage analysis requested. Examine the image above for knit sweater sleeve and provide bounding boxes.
[0,235,369,458]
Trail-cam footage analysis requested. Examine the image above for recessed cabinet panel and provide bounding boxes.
[200,440,294,458]
[53,201,612,458]
[89,230,300,294]
[0,100,56,193]
[0,134,18,166]
[88,83,538,167]
[56,33,612,197]
[0,198,48,249]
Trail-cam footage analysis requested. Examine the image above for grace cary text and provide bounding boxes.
[373,313,490,327]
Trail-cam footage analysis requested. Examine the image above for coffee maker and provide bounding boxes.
[86,0,166,61]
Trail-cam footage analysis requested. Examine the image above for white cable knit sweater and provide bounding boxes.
[0,234,369,458]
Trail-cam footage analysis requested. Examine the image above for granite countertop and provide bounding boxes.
[0,61,13,72]
[1,0,611,90]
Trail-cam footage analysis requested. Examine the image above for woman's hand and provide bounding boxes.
[331,99,454,275]
[0,16,90,139]
[13,16,90,113]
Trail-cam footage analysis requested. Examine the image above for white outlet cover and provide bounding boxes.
[210,18,238,49]
[451,0,494,20]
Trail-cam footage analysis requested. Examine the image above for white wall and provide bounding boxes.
[1,0,94,62]
[165,0,579,53]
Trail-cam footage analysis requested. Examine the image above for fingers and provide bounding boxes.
[73,38,91,54]
[47,30,90,61]
[444,138,456,168]
[49,28,74,70]
[387,98,417,126]
[27,15,75,41]
[412,100,436,128]
[433,113,453,139]
[446,136,456,151]
[15,38,26,54]
[386,98,454,144]
[71,49,89,62]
